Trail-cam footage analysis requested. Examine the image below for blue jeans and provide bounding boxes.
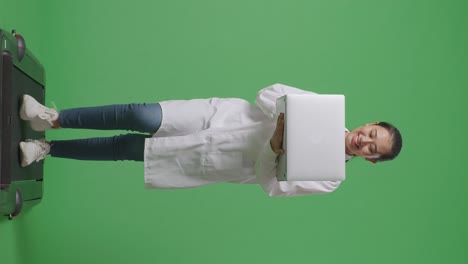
[50,103,162,161]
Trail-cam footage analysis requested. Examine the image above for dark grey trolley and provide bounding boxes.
[0,29,45,220]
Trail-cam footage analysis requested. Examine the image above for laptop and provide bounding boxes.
[276,94,345,181]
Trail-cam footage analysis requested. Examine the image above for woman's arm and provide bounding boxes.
[255,83,316,119]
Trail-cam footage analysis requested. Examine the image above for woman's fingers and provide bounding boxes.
[278,115,284,134]
[270,113,285,155]
[276,113,284,130]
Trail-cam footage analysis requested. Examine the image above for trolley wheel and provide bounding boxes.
[8,190,23,220]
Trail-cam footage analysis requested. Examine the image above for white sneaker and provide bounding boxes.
[19,139,51,167]
[19,94,58,131]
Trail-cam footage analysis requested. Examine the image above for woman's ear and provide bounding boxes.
[365,158,377,164]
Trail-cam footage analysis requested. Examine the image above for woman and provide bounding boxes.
[19,83,402,197]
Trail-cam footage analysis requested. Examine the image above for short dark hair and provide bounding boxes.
[374,122,402,162]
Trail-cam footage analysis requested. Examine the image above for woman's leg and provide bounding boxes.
[21,95,162,133]
[20,133,150,166]
[57,103,162,134]
[19,97,163,166]
[49,133,149,161]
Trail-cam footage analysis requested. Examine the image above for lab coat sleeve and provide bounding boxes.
[255,83,317,119]
[254,141,341,197]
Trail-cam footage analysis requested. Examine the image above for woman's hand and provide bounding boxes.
[270,113,285,155]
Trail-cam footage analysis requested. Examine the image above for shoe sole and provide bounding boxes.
[19,95,33,121]
[19,142,29,167]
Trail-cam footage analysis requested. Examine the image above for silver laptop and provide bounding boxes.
[276,94,345,181]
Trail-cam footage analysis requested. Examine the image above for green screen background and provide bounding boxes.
[1,0,467,263]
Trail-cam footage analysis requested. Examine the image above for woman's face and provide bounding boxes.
[346,123,393,162]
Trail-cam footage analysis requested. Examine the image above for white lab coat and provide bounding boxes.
[144,83,352,196]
